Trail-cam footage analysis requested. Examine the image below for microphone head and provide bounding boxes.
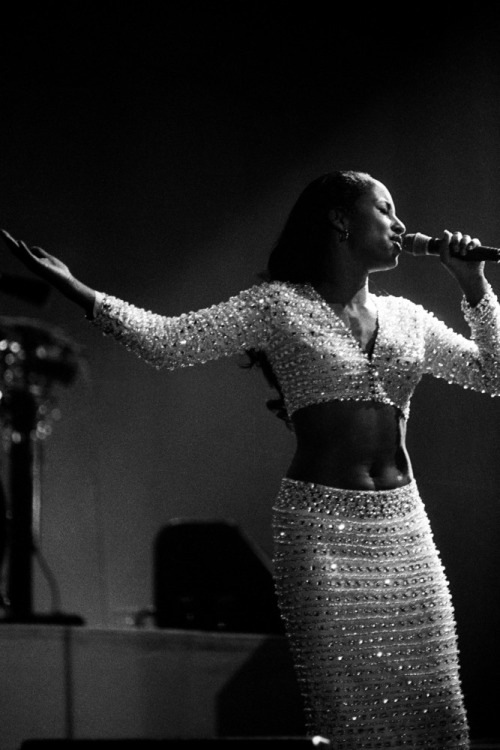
[402,232,432,256]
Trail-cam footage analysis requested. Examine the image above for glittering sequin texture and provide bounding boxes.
[92,281,500,418]
[272,478,469,748]
[91,280,499,747]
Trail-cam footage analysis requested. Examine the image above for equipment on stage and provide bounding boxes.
[0,315,84,624]
[151,519,285,635]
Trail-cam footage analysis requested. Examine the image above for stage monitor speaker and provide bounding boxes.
[153,519,285,635]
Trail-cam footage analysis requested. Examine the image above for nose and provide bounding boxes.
[392,215,406,235]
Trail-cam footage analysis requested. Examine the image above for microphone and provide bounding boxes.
[403,232,500,262]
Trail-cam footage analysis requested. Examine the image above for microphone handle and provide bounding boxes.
[405,233,500,262]
[426,237,500,262]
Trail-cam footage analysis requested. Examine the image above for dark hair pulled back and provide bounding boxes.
[265,170,374,284]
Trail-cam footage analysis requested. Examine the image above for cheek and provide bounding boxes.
[353,219,375,239]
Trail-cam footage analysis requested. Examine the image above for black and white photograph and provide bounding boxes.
[1,3,500,749]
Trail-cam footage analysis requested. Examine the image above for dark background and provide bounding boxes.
[1,1,500,738]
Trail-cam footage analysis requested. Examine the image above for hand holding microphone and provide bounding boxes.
[404,230,490,305]
[403,231,500,262]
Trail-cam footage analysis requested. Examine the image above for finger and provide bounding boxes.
[458,234,472,257]
[450,231,463,256]
[19,241,53,262]
[0,228,21,249]
[19,240,42,260]
[1,232,48,258]
[438,230,453,262]
[17,241,56,271]
[464,237,483,264]
[6,237,34,261]
[467,237,481,251]
[30,245,52,259]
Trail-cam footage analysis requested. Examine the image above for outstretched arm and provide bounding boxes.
[91,285,274,370]
[1,229,275,370]
[1,229,96,317]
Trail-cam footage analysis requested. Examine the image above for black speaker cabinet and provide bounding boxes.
[153,519,285,634]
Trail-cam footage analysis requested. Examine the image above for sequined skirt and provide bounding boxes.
[272,478,469,749]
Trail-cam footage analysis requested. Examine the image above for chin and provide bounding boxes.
[386,250,400,268]
[371,256,399,273]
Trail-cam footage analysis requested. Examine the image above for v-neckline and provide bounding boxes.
[307,284,380,361]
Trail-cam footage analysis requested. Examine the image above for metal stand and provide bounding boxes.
[0,317,84,624]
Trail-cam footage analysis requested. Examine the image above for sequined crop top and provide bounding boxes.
[92,281,500,419]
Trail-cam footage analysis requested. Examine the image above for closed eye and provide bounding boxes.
[377,201,395,217]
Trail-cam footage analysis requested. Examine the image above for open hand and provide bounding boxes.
[0,229,96,315]
[1,229,75,289]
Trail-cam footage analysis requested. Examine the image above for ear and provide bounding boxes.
[328,208,349,234]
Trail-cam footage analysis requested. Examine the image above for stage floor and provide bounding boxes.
[1,624,497,750]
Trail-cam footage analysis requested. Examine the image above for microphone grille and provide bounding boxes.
[403,232,431,256]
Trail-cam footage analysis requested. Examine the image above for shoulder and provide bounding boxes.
[237,280,309,304]
[376,292,428,313]
[376,293,433,324]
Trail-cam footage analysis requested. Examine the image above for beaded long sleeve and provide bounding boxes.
[92,284,275,369]
[91,279,500,419]
[422,282,500,395]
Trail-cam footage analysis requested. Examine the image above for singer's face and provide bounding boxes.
[347,181,406,272]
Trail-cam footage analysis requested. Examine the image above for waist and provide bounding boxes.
[286,461,412,490]
[287,400,411,490]
[274,476,420,520]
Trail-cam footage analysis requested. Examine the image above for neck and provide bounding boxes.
[315,275,370,308]
[314,238,372,307]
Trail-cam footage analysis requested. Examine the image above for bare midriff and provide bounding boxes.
[286,400,412,491]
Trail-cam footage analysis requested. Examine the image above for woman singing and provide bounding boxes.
[2,170,499,748]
